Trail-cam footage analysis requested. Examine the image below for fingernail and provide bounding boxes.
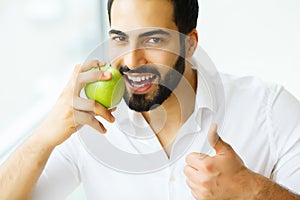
[208,123,219,146]
[104,71,111,77]
[110,115,115,122]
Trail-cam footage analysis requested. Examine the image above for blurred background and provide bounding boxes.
[0,0,299,199]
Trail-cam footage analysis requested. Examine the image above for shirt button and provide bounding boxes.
[169,175,176,182]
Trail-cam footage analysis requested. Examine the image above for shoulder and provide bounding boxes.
[54,133,84,162]
[220,73,282,97]
[217,73,300,173]
[219,73,283,118]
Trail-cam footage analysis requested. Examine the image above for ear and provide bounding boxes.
[185,29,198,58]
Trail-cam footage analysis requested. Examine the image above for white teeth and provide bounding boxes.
[126,74,155,88]
[127,74,154,82]
[132,83,148,88]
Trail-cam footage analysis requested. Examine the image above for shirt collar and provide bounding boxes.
[193,62,217,113]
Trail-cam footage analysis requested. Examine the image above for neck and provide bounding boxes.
[142,64,197,148]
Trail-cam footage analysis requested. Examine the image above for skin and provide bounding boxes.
[0,0,299,199]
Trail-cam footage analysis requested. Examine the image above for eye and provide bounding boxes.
[147,37,163,44]
[111,36,128,43]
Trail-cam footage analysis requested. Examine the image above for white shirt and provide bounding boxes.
[32,69,300,200]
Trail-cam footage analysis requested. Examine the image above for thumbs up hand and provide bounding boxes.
[184,124,256,200]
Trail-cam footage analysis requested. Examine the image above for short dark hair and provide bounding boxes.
[107,0,199,34]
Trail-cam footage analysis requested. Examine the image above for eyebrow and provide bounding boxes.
[139,29,171,38]
[109,29,128,37]
[108,29,171,38]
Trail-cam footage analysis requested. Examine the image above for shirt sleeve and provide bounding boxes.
[269,87,300,194]
[32,135,81,200]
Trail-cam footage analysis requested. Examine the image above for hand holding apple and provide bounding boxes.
[84,66,125,109]
[36,60,116,148]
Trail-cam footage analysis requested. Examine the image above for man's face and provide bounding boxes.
[109,0,186,112]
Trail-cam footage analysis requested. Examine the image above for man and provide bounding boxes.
[0,0,299,199]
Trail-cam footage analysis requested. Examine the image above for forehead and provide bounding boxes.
[111,0,178,32]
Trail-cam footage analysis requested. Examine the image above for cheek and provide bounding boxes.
[110,59,121,69]
[147,50,179,68]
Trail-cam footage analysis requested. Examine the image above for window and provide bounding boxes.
[0,0,108,164]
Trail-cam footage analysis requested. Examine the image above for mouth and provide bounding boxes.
[124,72,158,94]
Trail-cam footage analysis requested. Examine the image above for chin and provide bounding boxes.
[124,85,172,112]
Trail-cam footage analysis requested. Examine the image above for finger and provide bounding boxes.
[208,124,233,155]
[78,68,112,85]
[185,152,210,170]
[80,60,106,72]
[184,165,206,186]
[73,97,115,123]
[185,153,217,175]
[74,110,107,133]
[186,179,198,190]
[187,180,212,200]
[191,186,212,200]
[184,165,199,179]
[184,165,215,189]
[109,107,117,112]
[74,70,112,95]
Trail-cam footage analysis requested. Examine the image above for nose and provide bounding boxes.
[123,48,147,70]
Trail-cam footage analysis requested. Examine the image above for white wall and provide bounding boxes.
[198,0,300,100]
[0,0,103,199]
[0,0,103,156]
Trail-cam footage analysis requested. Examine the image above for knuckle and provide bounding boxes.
[198,153,208,160]
[199,179,211,188]
[202,162,213,173]
[185,152,197,163]
[86,60,99,69]
[193,176,203,186]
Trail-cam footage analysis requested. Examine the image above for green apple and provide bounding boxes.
[84,66,125,108]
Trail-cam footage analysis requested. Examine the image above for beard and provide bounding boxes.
[119,55,185,112]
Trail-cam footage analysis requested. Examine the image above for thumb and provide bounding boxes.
[208,124,231,154]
